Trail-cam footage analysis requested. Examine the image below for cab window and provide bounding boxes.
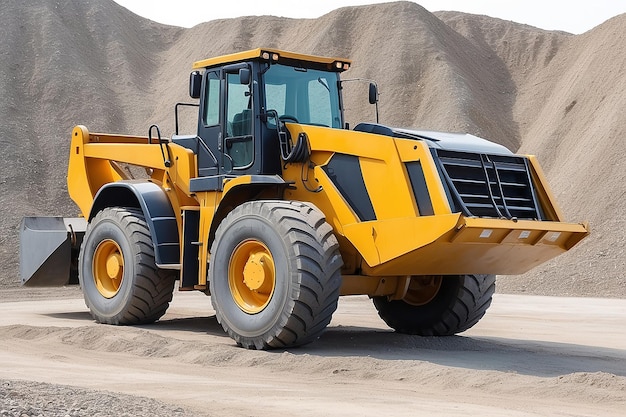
[225,71,254,168]
[203,71,220,126]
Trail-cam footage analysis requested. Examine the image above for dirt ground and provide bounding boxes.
[1,289,624,416]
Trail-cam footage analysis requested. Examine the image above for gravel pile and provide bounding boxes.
[0,380,200,417]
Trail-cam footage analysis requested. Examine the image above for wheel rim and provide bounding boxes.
[228,240,276,314]
[93,239,124,298]
[403,276,442,306]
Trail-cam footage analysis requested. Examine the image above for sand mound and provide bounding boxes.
[437,11,626,295]
[0,0,624,296]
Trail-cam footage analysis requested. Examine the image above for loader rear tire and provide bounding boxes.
[209,201,342,349]
[372,274,495,336]
[78,207,176,325]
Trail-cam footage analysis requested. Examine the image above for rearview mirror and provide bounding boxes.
[239,68,251,85]
[369,82,378,104]
[189,71,202,99]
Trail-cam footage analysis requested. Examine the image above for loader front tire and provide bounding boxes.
[372,274,495,336]
[79,207,176,325]
[209,201,342,349]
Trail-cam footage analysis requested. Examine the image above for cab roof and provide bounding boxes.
[192,48,352,72]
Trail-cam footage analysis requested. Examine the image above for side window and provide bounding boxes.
[225,71,253,169]
[204,71,220,126]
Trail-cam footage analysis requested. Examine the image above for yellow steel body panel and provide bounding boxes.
[166,143,199,205]
[280,124,589,278]
[282,125,450,223]
[343,214,462,267]
[69,126,127,218]
[68,126,198,219]
[359,157,416,219]
[196,190,221,288]
[358,216,588,276]
[82,143,165,168]
[393,138,453,215]
[526,155,565,222]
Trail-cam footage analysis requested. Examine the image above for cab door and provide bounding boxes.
[195,70,221,178]
[196,64,256,181]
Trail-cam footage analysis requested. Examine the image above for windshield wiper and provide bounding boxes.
[317,77,330,92]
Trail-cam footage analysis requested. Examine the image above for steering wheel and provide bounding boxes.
[279,115,299,123]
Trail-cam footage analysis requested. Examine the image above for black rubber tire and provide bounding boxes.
[372,274,496,336]
[78,207,176,325]
[209,200,343,349]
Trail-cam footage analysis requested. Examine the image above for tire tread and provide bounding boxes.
[374,274,496,336]
[79,207,176,325]
[210,200,342,349]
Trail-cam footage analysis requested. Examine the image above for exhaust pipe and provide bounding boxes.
[19,217,87,286]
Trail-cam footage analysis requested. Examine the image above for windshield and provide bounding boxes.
[263,64,342,128]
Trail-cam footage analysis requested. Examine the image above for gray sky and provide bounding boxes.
[113,0,626,34]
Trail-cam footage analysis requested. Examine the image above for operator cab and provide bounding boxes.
[175,48,351,192]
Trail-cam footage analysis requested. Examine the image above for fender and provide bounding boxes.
[90,180,180,268]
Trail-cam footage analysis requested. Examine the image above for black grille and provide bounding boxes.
[433,149,543,220]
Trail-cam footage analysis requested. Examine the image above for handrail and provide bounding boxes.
[174,102,200,135]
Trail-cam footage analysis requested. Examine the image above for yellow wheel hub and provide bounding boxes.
[93,239,124,298]
[403,276,442,306]
[229,240,276,314]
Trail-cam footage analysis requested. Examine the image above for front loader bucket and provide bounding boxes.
[19,217,87,286]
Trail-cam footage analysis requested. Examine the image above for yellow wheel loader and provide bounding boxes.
[20,48,589,349]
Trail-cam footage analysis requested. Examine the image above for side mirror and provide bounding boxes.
[189,71,202,99]
[368,82,378,105]
[239,68,251,85]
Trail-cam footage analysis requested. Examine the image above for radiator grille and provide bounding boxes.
[433,149,543,220]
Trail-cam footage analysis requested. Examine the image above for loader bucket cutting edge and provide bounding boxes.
[19,217,87,287]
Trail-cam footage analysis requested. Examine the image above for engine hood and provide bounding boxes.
[354,123,513,155]
[396,128,513,155]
